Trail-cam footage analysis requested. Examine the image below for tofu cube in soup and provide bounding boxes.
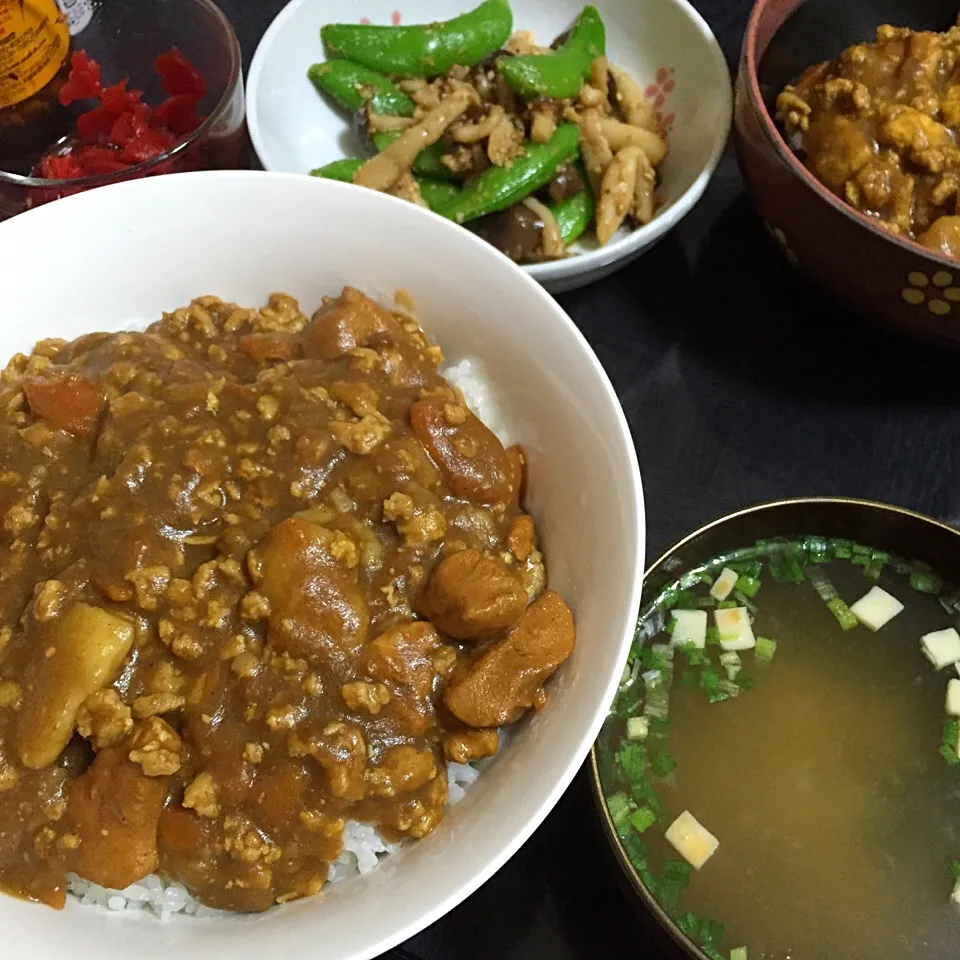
[947,678,960,716]
[714,607,756,651]
[710,568,739,601]
[850,586,903,631]
[921,628,960,669]
[665,810,719,870]
[671,609,707,649]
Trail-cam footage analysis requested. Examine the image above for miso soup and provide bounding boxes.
[599,537,960,960]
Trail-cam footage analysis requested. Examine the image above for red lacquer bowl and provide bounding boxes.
[733,0,960,344]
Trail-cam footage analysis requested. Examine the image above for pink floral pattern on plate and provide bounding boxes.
[644,67,676,133]
[359,12,402,24]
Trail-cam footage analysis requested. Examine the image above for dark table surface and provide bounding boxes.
[220,0,960,955]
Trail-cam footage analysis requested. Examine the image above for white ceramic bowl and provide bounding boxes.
[246,0,732,293]
[0,170,644,960]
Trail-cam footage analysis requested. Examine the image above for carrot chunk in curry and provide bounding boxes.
[0,287,574,912]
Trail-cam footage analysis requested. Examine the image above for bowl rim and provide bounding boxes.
[0,0,242,190]
[588,494,960,960]
[0,167,647,960]
[740,0,960,270]
[244,0,733,284]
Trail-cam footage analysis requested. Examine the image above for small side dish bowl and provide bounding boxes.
[591,496,960,960]
[0,0,247,221]
[0,169,644,960]
[246,0,731,293]
[733,0,960,344]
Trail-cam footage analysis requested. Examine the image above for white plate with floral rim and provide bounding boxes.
[247,0,731,293]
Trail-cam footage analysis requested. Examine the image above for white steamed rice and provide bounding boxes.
[66,357,506,918]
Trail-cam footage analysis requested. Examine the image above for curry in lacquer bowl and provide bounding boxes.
[776,16,960,258]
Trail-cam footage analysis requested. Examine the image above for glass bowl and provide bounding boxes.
[0,0,246,220]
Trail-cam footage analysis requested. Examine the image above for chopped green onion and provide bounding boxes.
[672,590,696,610]
[827,596,859,631]
[950,860,960,881]
[941,720,960,766]
[852,543,871,556]
[650,749,678,777]
[699,666,721,692]
[675,911,699,938]
[664,617,676,634]
[679,641,709,666]
[616,742,648,781]
[696,595,718,608]
[755,636,777,663]
[729,558,762,578]
[939,744,960,766]
[730,948,748,960]
[940,595,960,616]
[718,678,741,698]
[911,570,943,594]
[630,806,657,834]
[735,574,761,597]
[624,832,648,871]
[626,716,649,741]
[698,918,725,947]
[806,565,837,602]
[640,645,670,675]
[703,950,726,960]
[664,857,691,886]
[680,570,714,589]
[734,669,755,690]
[648,716,671,739]
[803,535,830,563]
[705,626,721,646]
[717,599,738,609]
[769,553,805,582]
[830,538,853,559]
[606,791,633,831]
[733,589,758,613]
[863,550,888,580]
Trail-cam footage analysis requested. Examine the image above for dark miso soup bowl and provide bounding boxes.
[733,0,960,346]
[590,496,960,960]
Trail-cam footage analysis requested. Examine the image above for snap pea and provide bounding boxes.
[438,123,580,224]
[552,179,595,245]
[309,158,460,213]
[308,60,415,116]
[370,131,455,180]
[320,0,513,77]
[417,178,461,210]
[310,158,364,183]
[498,6,605,100]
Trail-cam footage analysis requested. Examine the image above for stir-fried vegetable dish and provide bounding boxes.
[309,2,669,263]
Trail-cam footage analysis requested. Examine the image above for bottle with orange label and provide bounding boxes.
[0,0,72,174]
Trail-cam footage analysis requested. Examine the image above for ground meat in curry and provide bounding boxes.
[0,287,575,912]
[776,19,960,257]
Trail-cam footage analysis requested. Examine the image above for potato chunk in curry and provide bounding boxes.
[0,288,574,912]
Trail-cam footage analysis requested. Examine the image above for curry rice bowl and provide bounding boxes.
[59,355,511,920]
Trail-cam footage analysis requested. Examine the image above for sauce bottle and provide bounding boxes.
[0,0,72,175]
